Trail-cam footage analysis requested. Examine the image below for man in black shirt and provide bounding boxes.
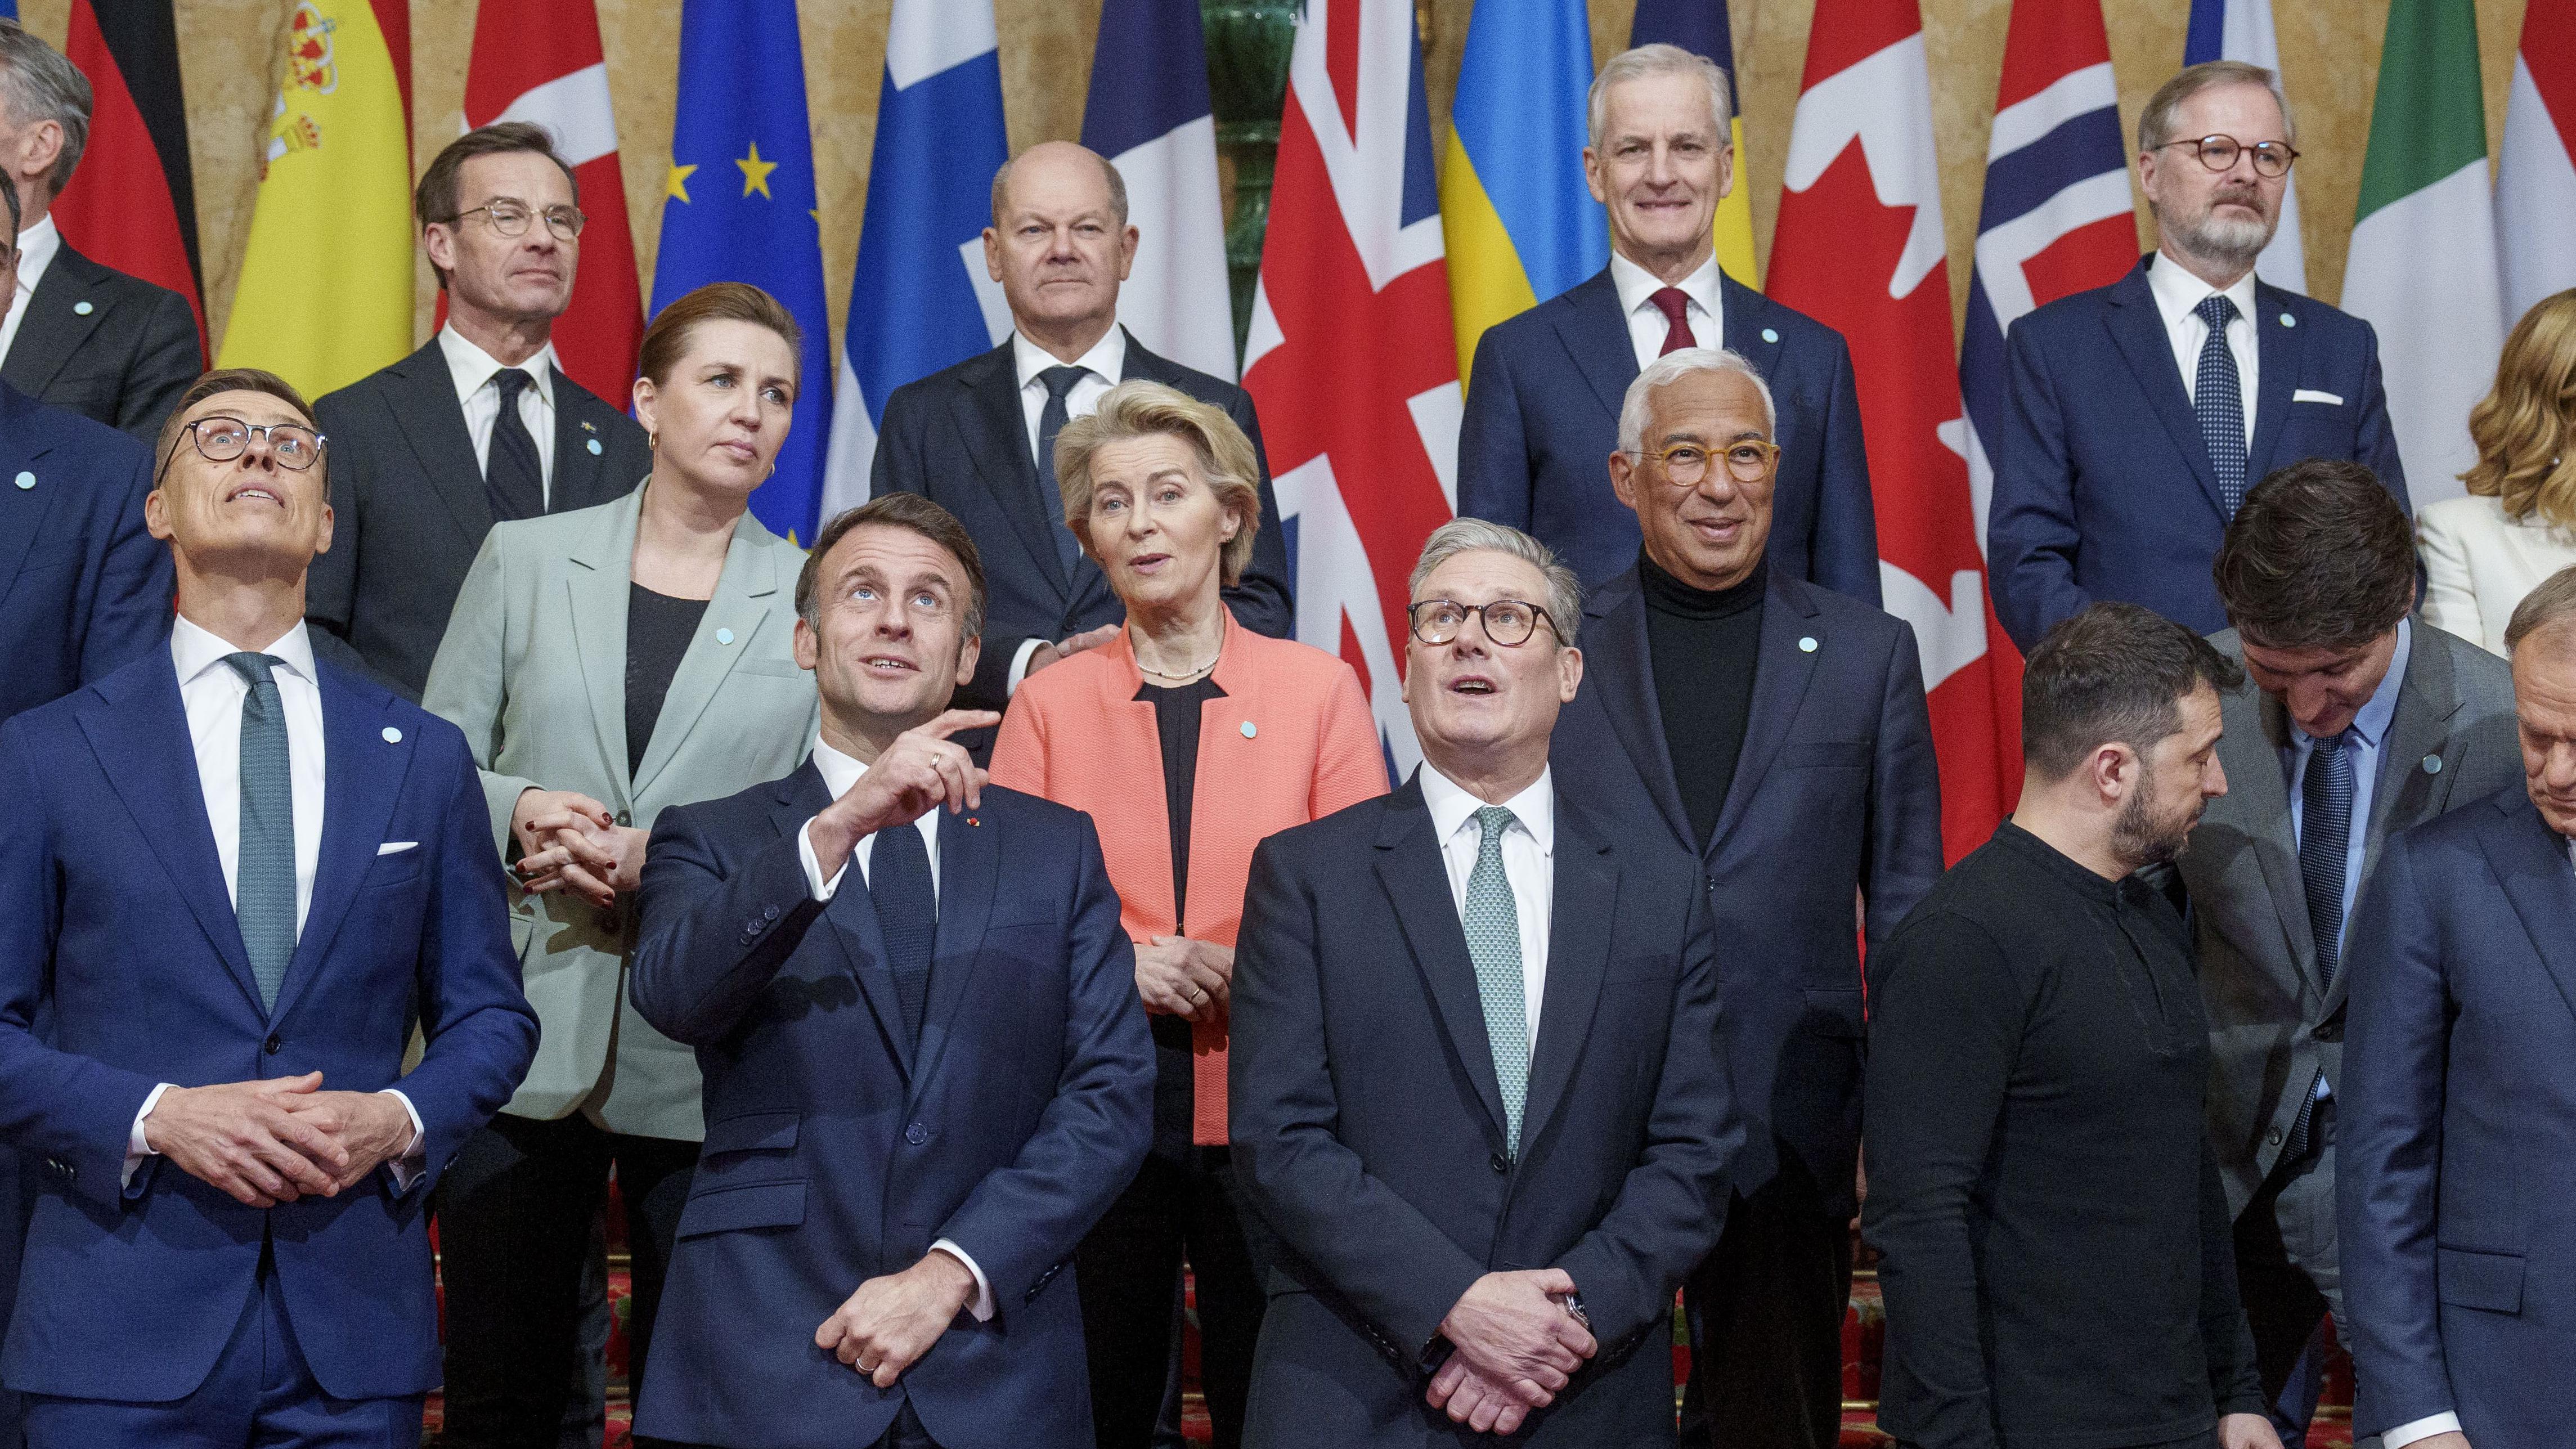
[1866,602,2280,1449]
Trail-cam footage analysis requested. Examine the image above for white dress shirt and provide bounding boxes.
[1609,250,1724,373]
[439,324,562,500]
[0,212,64,369]
[132,618,423,1183]
[1417,762,1555,1046]
[795,737,993,1319]
[1004,326,1129,694]
[2144,250,2259,448]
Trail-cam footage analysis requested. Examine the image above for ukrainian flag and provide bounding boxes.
[1629,0,1759,289]
[1440,0,1605,388]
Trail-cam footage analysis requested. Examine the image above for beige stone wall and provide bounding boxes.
[9,0,2532,358]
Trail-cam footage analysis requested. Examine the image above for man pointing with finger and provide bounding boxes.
[629,492,1153,1449]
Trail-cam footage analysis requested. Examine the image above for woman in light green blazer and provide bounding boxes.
[421,283,819,1435]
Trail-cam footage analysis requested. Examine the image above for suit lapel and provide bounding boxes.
[1721,276,1794,433]
[550,373,612,513]
[270,665,410,1021]
[0,386,57,591]
[1707,577,1825,856]
[2102,262,2229,519]
[380,340,495,548]
[909,804,1002,1098]
[1551,271,1637,424]
[2247,283,2303,479]
[632,514,788,803]
[1373,782,1509,1146]
[2236,683,2320,986]
[565,490,639,814]
[1582,573,1694,852]
[953,344,1072,600]
[1517,802,1613,1152]
[2481,796,2576,1028]
[2323,626,2466,1020]
[768,767,914,1076]
[0,246,106,399]
[77,657,266,1013]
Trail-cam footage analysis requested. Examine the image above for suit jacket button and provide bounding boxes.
[906,1123,930,1146]
[764,903,780,921]
[1489,1151,1509,1174]
[264,1034,283,1055]
[2314,1022,2341,1043]
[2268,1130,2283,1146]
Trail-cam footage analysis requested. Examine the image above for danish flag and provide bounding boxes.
[1242,0,1462,773]
[1769,0,2018,860]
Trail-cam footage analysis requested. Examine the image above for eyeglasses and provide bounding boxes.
[2155,134,2300,178]
[1407,598,1559,648]
[158,416,326,481]
[451,199,586,241]
[1632,439,1780,487]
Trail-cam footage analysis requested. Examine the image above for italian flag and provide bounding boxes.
[2498,0,2576,319]
[2340,0,2499,506]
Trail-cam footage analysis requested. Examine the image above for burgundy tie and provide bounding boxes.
[1650,287,1697,355]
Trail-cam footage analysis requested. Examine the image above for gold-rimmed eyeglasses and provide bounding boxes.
[2155,134,2299,178]
[1633,439,1780,487]
[450,199,587,241]
[158,416,326,482]
[1407,598,1560,648]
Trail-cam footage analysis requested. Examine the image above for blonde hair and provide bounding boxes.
[1053,379,1262,587]
[2463,289,2576,529]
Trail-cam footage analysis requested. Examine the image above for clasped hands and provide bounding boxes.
[1425,1268,1597,1437]
[512,789,647,910]
[141,1071,417,1207]
[815,1249,977,1388]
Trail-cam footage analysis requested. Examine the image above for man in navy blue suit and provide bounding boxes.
[0,368,538,1447]
[2338,568,2576,1449]
[628,492,1152,1449]
[1550,348,1942,1449]
[1989,60,2407,652]
[1458,43,1878,601]
[1230,517,1740,1447]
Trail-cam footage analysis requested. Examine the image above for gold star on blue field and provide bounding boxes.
[737,142,779,199]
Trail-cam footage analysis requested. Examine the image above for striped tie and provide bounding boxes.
[2194,294,2249,518]
[1464,805,1531,1155]
[226,652,295,1012]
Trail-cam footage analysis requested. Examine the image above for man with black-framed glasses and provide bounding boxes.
[1990,59,2408,656]
[306,123,650,702]
[1551,346,1942,1449]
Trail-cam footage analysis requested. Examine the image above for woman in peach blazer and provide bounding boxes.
[991,380,1384,1449]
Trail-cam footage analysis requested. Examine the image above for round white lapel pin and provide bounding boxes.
[2280,313,2296,328]
[383,726,403,744]
[1798,636,1818,653]
[586,438,604,456]
[1240,720,1258,739]
[715,627,735,645]
[1762,328,1780,344]
[11,471,32,491]
[2424,754,2442,774]
[71,301,93,317]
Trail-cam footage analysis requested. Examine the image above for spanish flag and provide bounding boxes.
[217,1,413,400]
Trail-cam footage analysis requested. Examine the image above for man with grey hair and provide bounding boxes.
[873,140,1291,724]
[1989,57,2406,654]
[0,18,200,441]
[1552,347,1941,1448]
[1458,42,1877,603]
[1231,516,1739,1447]
[2338,566,2576,1449]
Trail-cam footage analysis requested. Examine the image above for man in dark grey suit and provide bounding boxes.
[0,21,201,442]
[871,141,1291,716]
[307,123,650,701]
[2178,459,2517,1444]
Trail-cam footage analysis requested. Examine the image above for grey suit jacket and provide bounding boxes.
[2180,621,2517,1214]
[423,482,818,1141]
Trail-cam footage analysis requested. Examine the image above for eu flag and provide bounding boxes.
[650,0,834,542]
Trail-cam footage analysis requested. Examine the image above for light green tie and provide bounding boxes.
[1465,804,1530,1155]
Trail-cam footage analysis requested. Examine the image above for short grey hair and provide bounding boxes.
[990,144,1129,230]
[0,22,91,199]
[1618,347,1776,455]
[2507,565,2576,655]
[1588,43,1732,154]
[1409,518,1583,649]
[2137,59,2296,154]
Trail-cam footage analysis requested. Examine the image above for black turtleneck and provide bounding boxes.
[1640,550,1766,849]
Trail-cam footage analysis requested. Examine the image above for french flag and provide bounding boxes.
[2184,0,2306,291]
[1081,0,1237,382]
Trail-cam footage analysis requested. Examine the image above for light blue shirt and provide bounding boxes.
[2283,618,2411,941]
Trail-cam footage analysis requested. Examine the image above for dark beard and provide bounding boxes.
[2111,762,2195,868]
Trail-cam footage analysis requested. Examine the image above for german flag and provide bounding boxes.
[50,0,207,358]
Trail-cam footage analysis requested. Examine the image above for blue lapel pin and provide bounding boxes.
[11,471,32,491]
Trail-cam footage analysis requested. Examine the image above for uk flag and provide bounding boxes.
[1242,0,1461,773]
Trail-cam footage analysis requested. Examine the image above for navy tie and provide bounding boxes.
[868,822,937,1049]
[487,367,546,522]
[226,653,296,1013]
[2298,728,2357,991]
[1034,365,1088,578]
[2193,294,2249,518]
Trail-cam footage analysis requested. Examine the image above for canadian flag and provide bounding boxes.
[463,0,643,402]
[2497,0,2576,320]
[1769,0,2016,861]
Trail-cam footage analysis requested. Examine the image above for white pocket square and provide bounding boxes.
[2292,388,2345,406]
[376,841,419,856]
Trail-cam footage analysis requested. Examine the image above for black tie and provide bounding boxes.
[487,367,546,522]
[868,822,937,1050]
[1034,365,1088,577]
[2297,728,2357,991]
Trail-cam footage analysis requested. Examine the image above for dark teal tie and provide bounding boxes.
[226,652,295,1012]
[1464,805,1530,1155]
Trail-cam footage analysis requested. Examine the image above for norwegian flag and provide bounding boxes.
[1242,0,1461,772]
[463,0,644,402]
[1769,0,2017,861]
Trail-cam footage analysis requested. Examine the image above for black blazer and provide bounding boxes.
[1228,779,1739,1448]
[0,240,201,443]
[306,338,651,699]
[869,329,1294,712]
[1550,568,1945,1218]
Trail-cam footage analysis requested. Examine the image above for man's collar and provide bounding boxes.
[1012,326,1127,390]
[2147,248,2260,330]
[172,612,318,687]
[438,323,560,410]
[1419,761,1556,857]
[1609,249,1721,321]
[810,735,869,801]
[14,212,60,284]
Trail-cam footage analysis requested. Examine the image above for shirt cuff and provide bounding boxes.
[799,815,851,901]
[379,1089,427,1191]
[125,1082,176,1187]
[931,1239,995,1322]
[1006,638,1044,698]
[2384,1411,2462,1448]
